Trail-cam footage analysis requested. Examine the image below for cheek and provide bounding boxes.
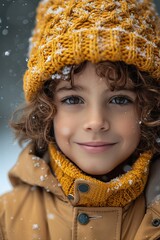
[115,111,140,137]
[54,113,74,139]
[59,127,71,136]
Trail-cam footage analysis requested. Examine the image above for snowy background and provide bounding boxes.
[0,0,160,195]
[0,0,39,194]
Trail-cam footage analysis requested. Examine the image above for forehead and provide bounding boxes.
[55,72,135,92]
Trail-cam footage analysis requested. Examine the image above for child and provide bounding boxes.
[0,0,160,239]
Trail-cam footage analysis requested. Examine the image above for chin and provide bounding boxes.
[81,167,109,176]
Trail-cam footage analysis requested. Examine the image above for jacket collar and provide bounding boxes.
[8,144,68,202]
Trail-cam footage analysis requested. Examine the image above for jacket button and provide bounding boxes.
[78,184,89,193]
[152,219,160,227]
[77,213,90,225]
[67,194,74,200]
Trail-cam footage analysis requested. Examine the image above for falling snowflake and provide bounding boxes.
[128,179,133,185]
[61,66,71,75]
[4,50,11,56]
[32,224,40,230]
[40,175,45,182]
[47,213,55,220]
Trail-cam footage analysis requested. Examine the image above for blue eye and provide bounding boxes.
[61,95,84,105]
[110,96,132,105]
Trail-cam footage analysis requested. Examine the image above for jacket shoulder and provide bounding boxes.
[0,183,43,216]
[0,184,43,240]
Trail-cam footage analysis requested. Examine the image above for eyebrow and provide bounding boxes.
[56,84,135,95]
[56,84,86,93]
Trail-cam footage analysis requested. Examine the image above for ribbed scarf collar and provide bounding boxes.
[49,143,152,207]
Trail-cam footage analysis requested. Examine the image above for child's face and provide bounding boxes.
[53,62,141,175]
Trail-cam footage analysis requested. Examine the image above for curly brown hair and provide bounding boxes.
[11,61,160,156]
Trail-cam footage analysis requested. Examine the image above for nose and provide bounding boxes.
[83,107,110,132]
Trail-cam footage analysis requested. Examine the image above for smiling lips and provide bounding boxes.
[77,142,116,153]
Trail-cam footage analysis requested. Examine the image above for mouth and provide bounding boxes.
[76,142,117,153]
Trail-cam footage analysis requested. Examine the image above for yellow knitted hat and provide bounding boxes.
[24,0,160,101]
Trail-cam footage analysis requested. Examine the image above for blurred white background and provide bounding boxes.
[0,0,160,195]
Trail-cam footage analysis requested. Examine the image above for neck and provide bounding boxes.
[92,155,137,182]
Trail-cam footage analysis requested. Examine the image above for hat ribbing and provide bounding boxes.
[24,0,160,101]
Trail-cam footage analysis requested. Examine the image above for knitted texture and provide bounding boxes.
[24,0,160,101]
[49,144,152,207]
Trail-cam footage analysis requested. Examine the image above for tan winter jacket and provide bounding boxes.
[0,144,160,240]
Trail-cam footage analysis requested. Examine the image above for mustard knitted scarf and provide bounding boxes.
[49,144,152,207]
